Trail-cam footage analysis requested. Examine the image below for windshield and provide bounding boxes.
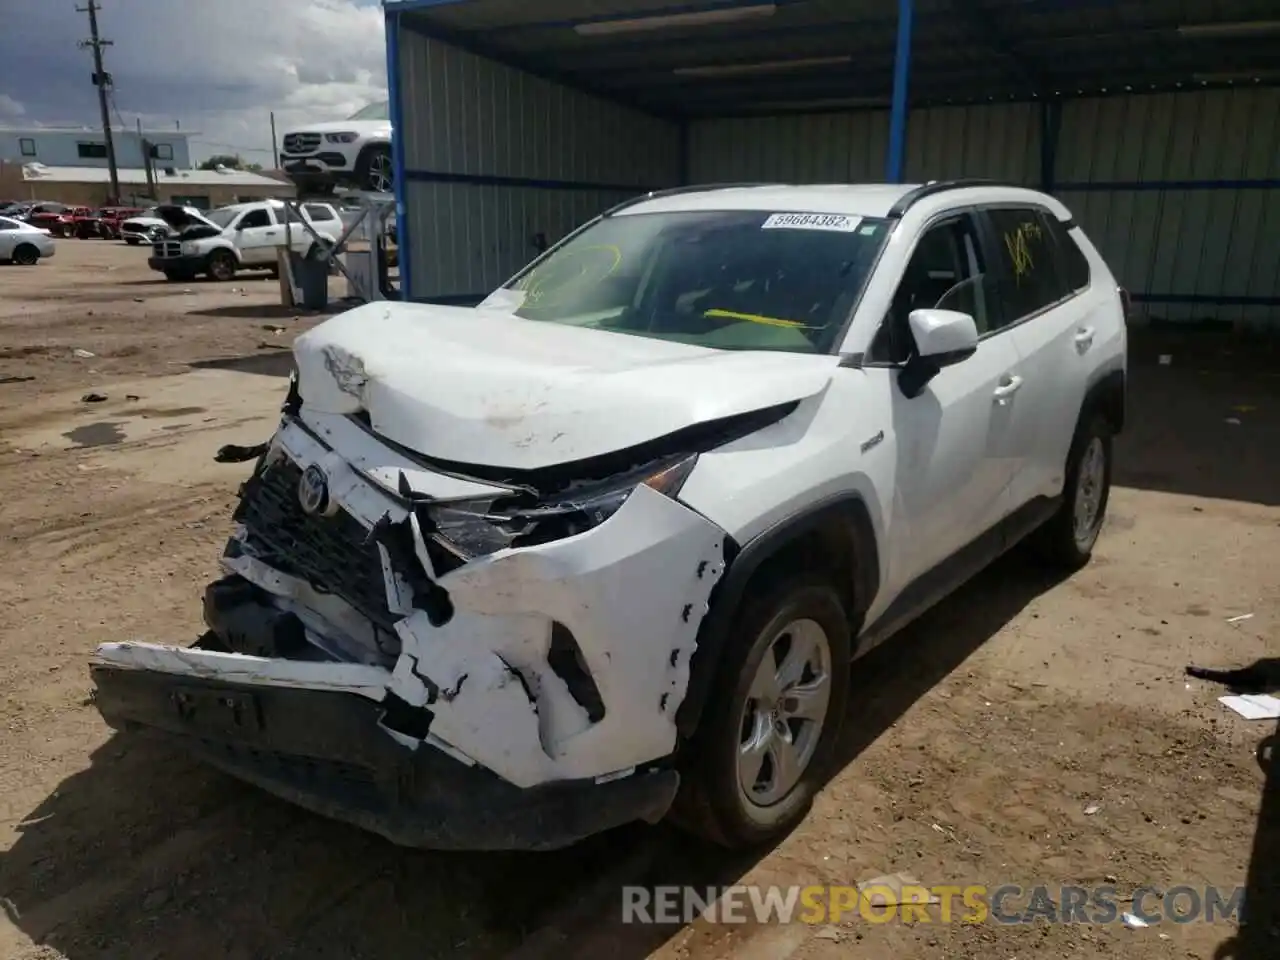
[348,101,389,121]
[203,207,238,228]
[498,210,890,354]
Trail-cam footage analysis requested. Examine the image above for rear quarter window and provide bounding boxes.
[1043,215,1091,292]
[303,204,337,223]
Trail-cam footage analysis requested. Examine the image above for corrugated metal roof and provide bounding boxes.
[395,0,1280,115]
[19,164,287,188]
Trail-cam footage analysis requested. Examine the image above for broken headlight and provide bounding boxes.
[427,454,699,560]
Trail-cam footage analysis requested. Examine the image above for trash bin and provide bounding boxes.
[289,250,329,310]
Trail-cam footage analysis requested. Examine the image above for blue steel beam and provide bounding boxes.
[885,0,914,183]
[385,6,412,300]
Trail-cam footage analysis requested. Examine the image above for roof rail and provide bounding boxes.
[886,178,1016,218]
[603,182,782,217]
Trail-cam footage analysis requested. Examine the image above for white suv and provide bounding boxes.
[280,101,392,195]
[90,181,1127,852]
[147,200,343,282]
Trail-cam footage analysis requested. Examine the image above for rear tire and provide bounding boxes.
[207,249,236,282]
[1031,415,1113,569]
[11,244,39,266]
[673,575,850,849]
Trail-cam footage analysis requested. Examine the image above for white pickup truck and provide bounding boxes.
[147,199,343,282]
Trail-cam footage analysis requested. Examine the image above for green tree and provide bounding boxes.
[197,154,263,171]
[198,154,244,170]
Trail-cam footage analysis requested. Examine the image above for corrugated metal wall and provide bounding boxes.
[688,91,1280,325]
[397,28,681,299]
[688,103,1039,186]
[1056,88,1280,328]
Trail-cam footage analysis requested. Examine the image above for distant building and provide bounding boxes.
[0,126,193,171]
[0,161,293,208]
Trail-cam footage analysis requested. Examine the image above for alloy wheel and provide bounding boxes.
[737,618,833,809]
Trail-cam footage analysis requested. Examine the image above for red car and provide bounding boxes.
[27,206,91,238]
[74,206,146,239]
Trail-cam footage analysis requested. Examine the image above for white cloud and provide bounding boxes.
[0,94,24,118]
[0,0,387,166]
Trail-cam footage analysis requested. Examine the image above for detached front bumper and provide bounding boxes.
[91,664,679,851]
[88,410,728,848]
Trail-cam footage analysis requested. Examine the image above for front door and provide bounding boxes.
[868,213,1026,601]
[233,207,281,265]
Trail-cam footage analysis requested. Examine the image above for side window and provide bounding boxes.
[238,208,272,229]
[303,204,336,223]
[1041,214,1091,292]
[0,218,18,231]
[870,215,994,363]
[19,138,36,157]
[985,207,1067,321]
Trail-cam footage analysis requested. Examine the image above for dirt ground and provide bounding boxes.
[0,241,1276,960]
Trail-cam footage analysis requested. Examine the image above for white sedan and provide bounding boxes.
[0,216,56,265]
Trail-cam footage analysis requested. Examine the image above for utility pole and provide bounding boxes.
[77,0,120,202]
[270,111,280,169]
[138,118,156,199]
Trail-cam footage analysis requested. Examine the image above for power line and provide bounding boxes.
[77,0,120,200]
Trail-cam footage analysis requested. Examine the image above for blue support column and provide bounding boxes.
[385,8,411,300]
[885,0,915,183]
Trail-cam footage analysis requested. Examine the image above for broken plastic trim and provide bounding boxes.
[547,623,606,724]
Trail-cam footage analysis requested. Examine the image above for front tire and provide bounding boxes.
[1032,416,1113,568]
[356,143,393,193]
[125,237,141,246]
[207,250,236,282]
[675,575,850,849]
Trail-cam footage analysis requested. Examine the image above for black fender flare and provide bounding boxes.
[675,494,880,739]
[1082,367,1126,436]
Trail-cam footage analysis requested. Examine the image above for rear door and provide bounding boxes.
[980,206,1095,508]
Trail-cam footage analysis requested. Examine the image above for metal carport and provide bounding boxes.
[382,0,1280,327]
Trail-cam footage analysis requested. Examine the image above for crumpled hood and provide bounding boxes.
[155,205,220,233]
[292,302,839,472]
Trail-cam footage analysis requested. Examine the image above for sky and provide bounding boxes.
[0,0,389,167]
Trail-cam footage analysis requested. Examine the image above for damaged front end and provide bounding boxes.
[89,375,734,851]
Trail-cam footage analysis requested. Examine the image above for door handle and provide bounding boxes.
[993,375,1024,404]
[1074,326,1096,352]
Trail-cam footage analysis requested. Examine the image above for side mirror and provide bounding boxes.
[909,308,979,366]
[898,309,980,399]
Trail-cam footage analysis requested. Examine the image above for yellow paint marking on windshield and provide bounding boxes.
[523,244,623,308]
[704,308,820,330]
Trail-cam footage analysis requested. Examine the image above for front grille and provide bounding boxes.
[235,457,416,629]
[283,133,322,154]
[153,240,181,258]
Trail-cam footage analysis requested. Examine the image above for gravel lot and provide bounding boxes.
[0,241,1276,960]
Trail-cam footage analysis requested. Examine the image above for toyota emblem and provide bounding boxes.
[297,463,331,516]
